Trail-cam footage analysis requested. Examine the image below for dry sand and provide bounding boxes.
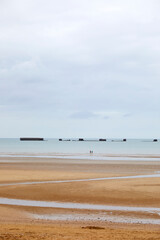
[0,156,160,239]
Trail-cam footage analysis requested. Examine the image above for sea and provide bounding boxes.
[0,138,160,158]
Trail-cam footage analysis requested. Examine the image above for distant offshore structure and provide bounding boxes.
[58,138,159,142]
[20,138,44,141]
[59,138,107,142]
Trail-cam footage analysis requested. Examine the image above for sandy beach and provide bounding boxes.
[0,155,160,239]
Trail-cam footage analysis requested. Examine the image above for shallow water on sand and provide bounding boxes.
[33,213,160,225]
[0,174,160,187]
[0,197,160,214]
[0,197,160,225]
[1,154,160,161]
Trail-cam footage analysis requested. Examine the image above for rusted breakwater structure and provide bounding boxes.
[20,138,44,141]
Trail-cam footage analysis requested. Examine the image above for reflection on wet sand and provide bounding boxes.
[0,174,160,187]
[33,213,160,225]
[0,197,160,213]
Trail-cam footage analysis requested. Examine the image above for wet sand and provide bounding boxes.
[0,155,160,239]
[0,223,160,240]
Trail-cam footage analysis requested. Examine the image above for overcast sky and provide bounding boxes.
[0,0,160,138]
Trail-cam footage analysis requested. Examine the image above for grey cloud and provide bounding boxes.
[0,0,160,137]
[123,113,132,118]
[70,111,98,119]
